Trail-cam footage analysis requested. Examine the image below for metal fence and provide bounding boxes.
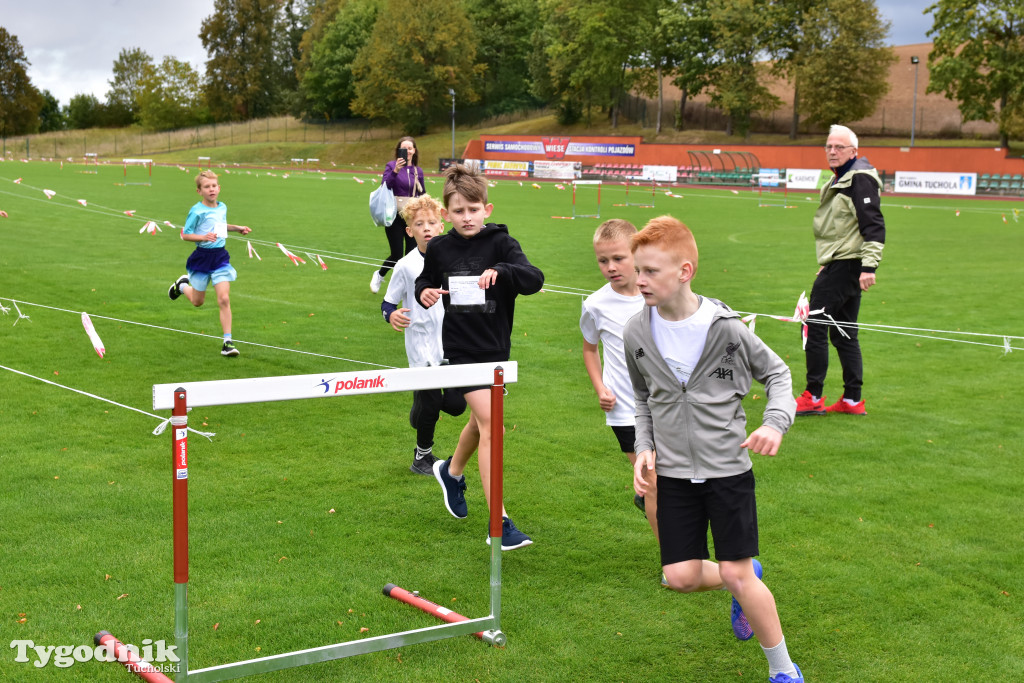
[1,117,398,161]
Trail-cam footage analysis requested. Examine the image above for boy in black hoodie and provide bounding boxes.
[415,164,544,550]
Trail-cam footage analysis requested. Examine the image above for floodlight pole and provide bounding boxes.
[910,56,920,147]
[449,89,456,160]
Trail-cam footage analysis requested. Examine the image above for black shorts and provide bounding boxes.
[657,469,759,566]
[610,425,635,454]
[446,352,510,394]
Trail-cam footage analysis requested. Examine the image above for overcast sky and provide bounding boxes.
[3,0,937,107]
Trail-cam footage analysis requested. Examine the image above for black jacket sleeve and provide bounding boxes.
[850,173,886,249]
[492,235,544,295]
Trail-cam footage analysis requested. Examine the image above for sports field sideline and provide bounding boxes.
[1,159,1022,681]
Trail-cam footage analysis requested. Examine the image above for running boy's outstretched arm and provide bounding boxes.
[741,326,796,457]
[625,334,656,496]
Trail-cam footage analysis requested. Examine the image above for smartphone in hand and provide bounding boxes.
[398,149,408,162]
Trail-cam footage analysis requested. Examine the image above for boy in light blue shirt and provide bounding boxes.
[168,170,252,356]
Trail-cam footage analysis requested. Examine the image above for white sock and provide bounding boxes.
[415,446,432,459]
[762,636,798,678]
[843,397,858,406]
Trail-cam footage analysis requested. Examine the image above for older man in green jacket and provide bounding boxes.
[796,124,886,417]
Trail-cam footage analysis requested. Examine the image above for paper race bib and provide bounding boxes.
[448,275,485,306]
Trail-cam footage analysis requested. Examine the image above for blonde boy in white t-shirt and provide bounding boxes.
[382,196,466,475]
[580,219,658,544]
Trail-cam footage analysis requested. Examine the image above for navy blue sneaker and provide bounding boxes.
[634,494,646,513]
[433,457,467,519]
[485,516,532,551]
[769,663,803,683]
[731,558,763,640]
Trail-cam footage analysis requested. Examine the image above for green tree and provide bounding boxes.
[707,0,779,137]
[66,93,103,130]
[763,0,816,138]
[464,0,544,117]
[295,0,344,85]
[201,0,284,120]
[0,27,44,136]
[350,0,484,135]
[621,0,671,133]
[106,47,153,126]
[926,0,1024,148]
[274,0,314,114]
[533,0,652,127]
[633,0,716,133]
[780,0,894,134]
[138,57,208,130]
[38,90,65,132]
[300,0,379,119]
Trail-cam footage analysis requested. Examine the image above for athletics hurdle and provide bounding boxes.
[552,180,601,220]
[121,158,154,187]
[145,363,514,682]
[81,152,100,174]
[757,170,796,209]
[613,179,655,208]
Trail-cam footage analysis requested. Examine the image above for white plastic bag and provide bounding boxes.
[369,184,397,227]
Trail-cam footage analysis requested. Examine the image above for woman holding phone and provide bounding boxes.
[371,136,425,293]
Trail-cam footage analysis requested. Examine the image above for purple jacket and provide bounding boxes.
[382,161,425,198]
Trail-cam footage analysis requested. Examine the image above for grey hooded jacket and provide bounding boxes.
[623,302,796,480]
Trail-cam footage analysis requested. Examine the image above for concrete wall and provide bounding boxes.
[649,43,999,139]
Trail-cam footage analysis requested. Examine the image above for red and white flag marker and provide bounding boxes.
[81,312,106,358]
[276,243,305,265]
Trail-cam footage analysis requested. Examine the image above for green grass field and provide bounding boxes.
[1,158,1022,681]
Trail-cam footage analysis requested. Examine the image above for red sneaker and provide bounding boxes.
[825,396,866,415]
[795,391,826,416]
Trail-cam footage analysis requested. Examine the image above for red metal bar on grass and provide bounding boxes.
[93,631,174,683]
[382,584,483,639]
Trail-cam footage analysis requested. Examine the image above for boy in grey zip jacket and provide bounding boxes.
[624,216,803,683]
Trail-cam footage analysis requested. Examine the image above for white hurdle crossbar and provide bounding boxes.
[152,362,516,682]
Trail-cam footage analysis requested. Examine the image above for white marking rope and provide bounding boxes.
[0,363,215,440]
[1,298,397,368]
[735,308,1024,353]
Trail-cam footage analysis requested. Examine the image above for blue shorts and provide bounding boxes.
[187,264,237,292]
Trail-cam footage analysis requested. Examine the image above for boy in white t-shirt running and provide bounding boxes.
[381,195,466,475]
[580,219,658,544]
